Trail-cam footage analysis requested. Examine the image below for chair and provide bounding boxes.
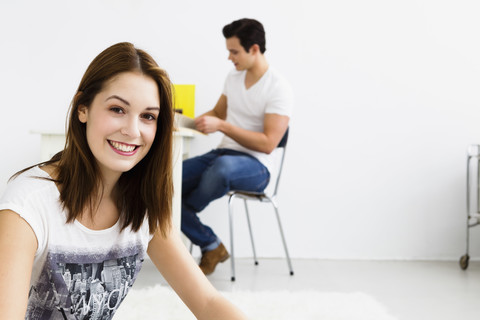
[227,128,294,281]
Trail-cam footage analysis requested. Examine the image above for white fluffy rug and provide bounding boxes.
[114,285,397,320]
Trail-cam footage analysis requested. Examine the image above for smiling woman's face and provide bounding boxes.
[78,71,160,180]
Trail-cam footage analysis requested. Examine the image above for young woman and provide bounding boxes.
[0,42,247,320]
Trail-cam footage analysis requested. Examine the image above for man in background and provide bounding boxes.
[181,18,294,275]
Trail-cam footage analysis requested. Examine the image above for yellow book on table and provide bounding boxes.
[173,84,195,118]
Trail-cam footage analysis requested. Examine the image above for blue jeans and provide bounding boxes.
[181,148,270,252]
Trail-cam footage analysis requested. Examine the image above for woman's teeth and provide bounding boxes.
[110,141,136,152]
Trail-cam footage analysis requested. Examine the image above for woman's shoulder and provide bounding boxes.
[2,166,56,201]
[9,165,51,184]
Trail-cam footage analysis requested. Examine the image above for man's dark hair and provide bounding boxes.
[222,18,266,54]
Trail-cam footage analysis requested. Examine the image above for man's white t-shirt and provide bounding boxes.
[218,67,294,177]
[0,166,152,319]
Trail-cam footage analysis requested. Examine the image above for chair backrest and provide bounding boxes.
[271,128,289,197]
[277,127,289,148]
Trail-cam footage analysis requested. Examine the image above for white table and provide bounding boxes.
[33,129,196,231]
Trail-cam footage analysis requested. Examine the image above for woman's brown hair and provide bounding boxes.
[17,42,174,236]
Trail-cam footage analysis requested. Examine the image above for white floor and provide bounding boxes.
[134,258,480,320]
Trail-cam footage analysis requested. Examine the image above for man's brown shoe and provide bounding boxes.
[199,243,230,275]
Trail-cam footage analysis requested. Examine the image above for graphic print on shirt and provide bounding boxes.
[25,245,145,320]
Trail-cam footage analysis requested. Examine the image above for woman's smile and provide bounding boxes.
[108,140,140,155]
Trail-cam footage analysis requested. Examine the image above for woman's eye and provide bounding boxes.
[110,107,124,114]
[142,113,157,121]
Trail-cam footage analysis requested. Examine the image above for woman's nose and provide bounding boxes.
[121,117,141,137]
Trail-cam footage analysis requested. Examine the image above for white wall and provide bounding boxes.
[1,0,479,260]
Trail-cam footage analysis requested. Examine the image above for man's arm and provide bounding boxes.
[217,113,289,154]
[194,94,289,154]
[195,95,227,120]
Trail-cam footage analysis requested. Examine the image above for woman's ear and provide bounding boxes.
[78,105,88,123]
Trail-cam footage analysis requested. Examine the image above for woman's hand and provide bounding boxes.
[147,227,247,320]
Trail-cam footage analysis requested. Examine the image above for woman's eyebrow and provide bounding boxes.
[106,95,160,111]
[106,95,130,106]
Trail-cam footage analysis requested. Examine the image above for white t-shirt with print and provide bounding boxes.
[218,67,294,177]
[0,166,152,319]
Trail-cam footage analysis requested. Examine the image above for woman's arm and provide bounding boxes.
[0,210,37,319]
[147,228,247,320]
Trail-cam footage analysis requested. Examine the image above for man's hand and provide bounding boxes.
[195,115,224,134]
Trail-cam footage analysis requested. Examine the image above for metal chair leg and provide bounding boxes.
[228,194,236,281]
[466,156,471,257]
[461,156,473,270]
[271,198,294,276]
[243,199,258,265]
